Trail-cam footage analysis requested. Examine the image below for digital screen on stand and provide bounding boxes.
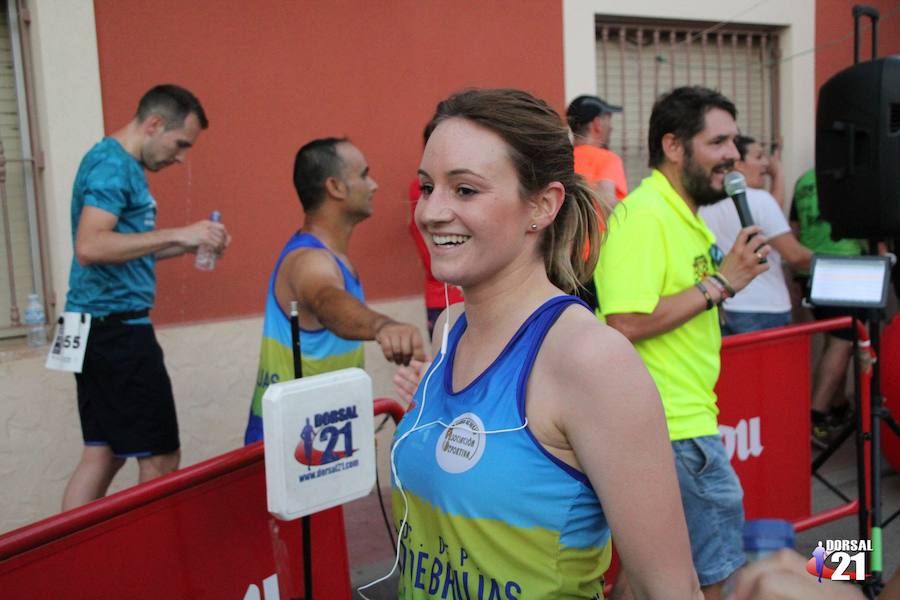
[809,255,891,309]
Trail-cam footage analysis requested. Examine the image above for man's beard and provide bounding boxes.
[680,145,734,207]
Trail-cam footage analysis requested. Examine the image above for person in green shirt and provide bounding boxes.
[595,86,770,599]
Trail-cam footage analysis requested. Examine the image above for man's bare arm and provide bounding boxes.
[280,249,426,365]
[606,285,716,342]
[607,225,770,342]
[75,206,227,265]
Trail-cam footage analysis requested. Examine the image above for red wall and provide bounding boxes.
[815,0,900,91]
[92,1,564,325]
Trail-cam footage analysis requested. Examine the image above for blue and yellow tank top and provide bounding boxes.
[244,231,365,444]
[392,296,611,599]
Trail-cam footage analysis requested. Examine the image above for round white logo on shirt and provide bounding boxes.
[435,412,486,473]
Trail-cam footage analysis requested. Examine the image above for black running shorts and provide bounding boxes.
[75,320,179,457]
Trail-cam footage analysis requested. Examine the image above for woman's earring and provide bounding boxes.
[530,223,538,231]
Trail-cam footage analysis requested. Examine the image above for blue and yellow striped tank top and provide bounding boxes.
[392,296,611,599]
[244,231,365,444]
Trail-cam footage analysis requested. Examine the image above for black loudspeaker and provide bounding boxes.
[816,55,900,239]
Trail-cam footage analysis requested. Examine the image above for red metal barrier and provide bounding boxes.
[717,316,870,530]
[878,316,900,472]
[0,398,406,600]
[374,397,405,425]
[604,317,869,594]
[717,322,816,521]
[1,319,876,596]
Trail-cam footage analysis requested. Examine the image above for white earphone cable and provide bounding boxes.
[357,284,528,598]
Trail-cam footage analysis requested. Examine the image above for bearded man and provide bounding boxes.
[595,86,770,600]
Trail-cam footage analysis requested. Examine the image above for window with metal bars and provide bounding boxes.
[0,0,46,339]
[594,18,782,190]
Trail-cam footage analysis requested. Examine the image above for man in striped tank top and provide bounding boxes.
[245,137,426,443]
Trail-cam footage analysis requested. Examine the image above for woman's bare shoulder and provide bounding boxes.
[539,304,657,406]
[545,304,639,366]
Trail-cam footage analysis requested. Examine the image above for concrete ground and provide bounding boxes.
[344,489,398,600]
[343,435,900,599]
[798,436,900,593]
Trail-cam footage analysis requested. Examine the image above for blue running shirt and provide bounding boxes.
[392,296,611,599]
[65,137,157,318]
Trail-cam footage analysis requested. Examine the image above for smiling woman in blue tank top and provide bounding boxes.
[385,89,702,600]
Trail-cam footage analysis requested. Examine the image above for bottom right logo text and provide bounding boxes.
[807,539,872,582]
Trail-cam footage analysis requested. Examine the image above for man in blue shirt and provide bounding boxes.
[61,84,230,510]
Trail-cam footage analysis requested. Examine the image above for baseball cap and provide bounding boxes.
[566,95,623,128]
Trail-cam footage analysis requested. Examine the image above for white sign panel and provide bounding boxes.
[263,368,375,521]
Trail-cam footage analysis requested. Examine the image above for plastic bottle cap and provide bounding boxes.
[210,211,221,222]
[743,519,795,552]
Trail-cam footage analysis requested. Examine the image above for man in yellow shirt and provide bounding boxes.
[596,86,770,600]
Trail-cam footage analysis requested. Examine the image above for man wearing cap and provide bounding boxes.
[567,94,629,312]
[567,94,628,208]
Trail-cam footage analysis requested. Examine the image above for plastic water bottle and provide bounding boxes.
[195,210,221,271]
[23,293,47,347]
[723,519,797,596]
[743,519,796,561]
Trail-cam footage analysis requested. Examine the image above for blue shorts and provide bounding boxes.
[721,310,792,336]
[672,435,746,586]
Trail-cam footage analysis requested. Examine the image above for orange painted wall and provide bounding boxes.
[815,0,900,91]
[92,1,565,325]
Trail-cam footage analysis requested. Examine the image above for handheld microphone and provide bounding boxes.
[724,171,766,263]
[724,171,753,228]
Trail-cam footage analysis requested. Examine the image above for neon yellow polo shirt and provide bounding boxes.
[595,169,721,441]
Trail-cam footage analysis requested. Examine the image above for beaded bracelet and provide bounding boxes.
[706,276,727,302]
[711,273,736,298]
[695,281,714,311]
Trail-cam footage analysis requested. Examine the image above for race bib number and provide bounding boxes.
[46,312,91,373]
